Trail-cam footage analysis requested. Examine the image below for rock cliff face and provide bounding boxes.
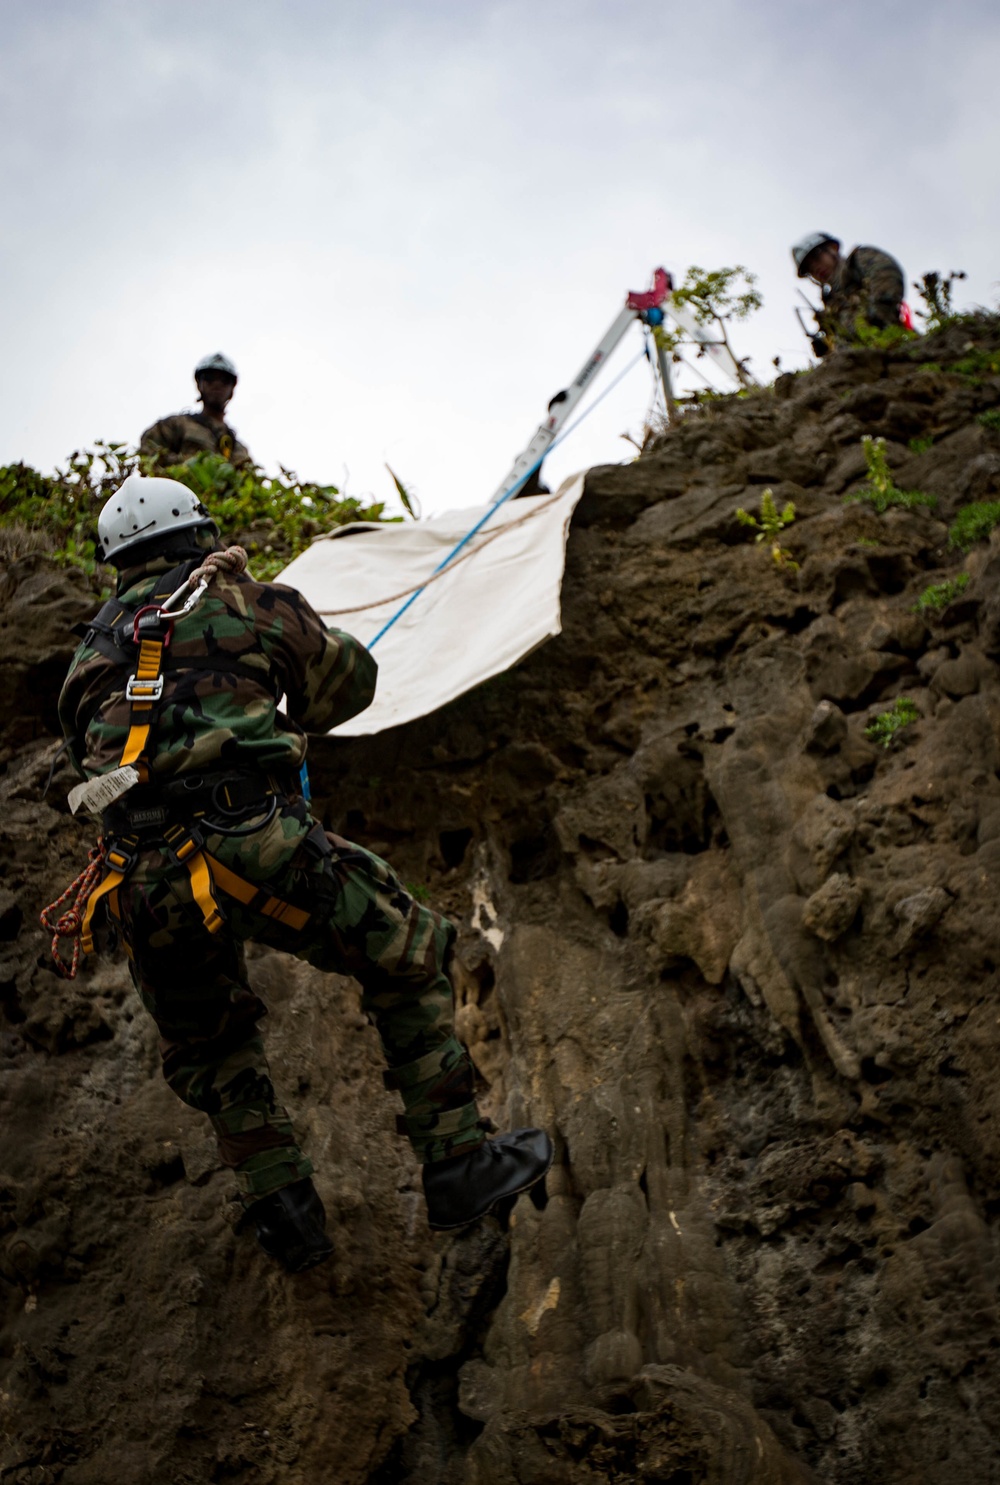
[3,320,1000,1484]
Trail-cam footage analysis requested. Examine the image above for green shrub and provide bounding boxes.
[907,434,935,455]
[866,697,919,749]
[977,409,1000,433]
[844,436,937,515]
[0,443,394,583]
[950,349,1000,380]
[851,318,916,351]
[948,501,1000,551]
[0,442,135,577]
[914,572,970,614]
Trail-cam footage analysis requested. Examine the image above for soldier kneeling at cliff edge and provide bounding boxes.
[792,232,905,356]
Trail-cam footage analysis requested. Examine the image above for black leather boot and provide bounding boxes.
[249,1177,334,1272]
[422,1128,554,1231]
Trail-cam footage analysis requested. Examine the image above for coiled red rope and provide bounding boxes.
[39,842,106,979]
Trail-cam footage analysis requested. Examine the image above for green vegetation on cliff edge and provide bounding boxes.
[0,443,393,585]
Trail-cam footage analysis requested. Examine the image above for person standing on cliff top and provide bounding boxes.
[55,474,553,1273]
[140,353,253,469]
[791,234,905,356]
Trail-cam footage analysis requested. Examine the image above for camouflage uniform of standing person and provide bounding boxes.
[56,474,552,1272]
[140,353,253,469]
[791,233,905,355]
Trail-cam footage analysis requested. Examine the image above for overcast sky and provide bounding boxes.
[3,0,999,517]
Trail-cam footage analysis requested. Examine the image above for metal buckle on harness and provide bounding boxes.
[125,674,165,702]
[163,822,205,868]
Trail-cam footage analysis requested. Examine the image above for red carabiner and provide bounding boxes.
[131,604,175,647]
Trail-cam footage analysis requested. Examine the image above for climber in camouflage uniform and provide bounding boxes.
[57,474,551,1272]
[791,233,905,356]
[140,353,252,469]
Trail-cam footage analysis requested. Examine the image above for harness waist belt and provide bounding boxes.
[101,769,289,835]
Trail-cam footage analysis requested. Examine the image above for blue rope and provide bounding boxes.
[367,346,647,649]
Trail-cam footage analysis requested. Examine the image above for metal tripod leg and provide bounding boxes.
[655,339,678,423]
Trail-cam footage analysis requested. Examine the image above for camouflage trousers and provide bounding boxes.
[113,801,484,1201]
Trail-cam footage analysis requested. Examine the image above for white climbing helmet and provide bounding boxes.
[791,233,840,278]
[97,474,216,564]
[194,352,238,380]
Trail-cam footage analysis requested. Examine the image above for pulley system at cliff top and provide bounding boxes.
[281,267,749,735]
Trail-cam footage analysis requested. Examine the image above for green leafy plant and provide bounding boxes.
[908,434,935,455]
[655,264,762,388]
[385,464,421,520]
[851,318,915,351]
[977,409,1000,433]
[844,436,937,515]
[0,443,394,583]
[735,488,798,569]
[913,270,967,333]
[0,441,136,577]
[914,572,970,614]
[948,501,1000,551]
[950,348,1000,381]
[866,697,919,749]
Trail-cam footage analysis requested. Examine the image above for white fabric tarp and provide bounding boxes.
[276,474,586,736]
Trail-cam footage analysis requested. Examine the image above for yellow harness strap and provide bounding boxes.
[205,853,311,932]
[80,840,134,954]
[185,849,226,935]
[120,636,166,767]
[160,824,310,936]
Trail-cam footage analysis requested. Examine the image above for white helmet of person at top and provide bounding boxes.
[791,233,840,278]
[97,474,216,564]
[194,352,238,380]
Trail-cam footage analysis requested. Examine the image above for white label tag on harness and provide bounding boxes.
[68,765,141,817]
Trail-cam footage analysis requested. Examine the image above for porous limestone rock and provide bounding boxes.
[4,317,1000,1483]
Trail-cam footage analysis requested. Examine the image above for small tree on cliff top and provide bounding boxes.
[654,265,762,389]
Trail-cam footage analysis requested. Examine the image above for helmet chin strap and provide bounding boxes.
[112,528,217,573]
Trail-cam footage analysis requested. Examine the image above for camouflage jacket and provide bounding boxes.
[139,412,252,469]
[819,245,905,342]
[58,555,376,780]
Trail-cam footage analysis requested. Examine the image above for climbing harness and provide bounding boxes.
[43,545,312,977]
